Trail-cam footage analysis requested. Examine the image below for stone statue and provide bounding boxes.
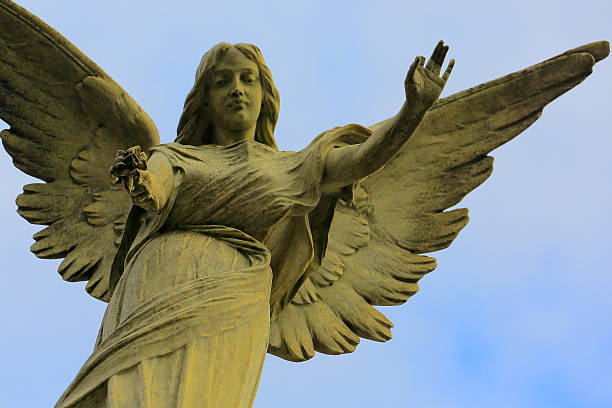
[0,0,608,407]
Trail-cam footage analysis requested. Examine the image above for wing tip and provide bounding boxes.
[564,41,610,63]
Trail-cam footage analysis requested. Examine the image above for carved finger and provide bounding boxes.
[431,45,449,76]
[439,45,449,67]
[442,58,455,82]
[405,56,421,84]
[426,40,444,71]
[427,40,448,75]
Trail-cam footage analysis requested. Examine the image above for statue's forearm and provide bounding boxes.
[355,101,427,177]
[322,102,427,192]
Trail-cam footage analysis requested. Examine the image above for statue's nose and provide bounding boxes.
[230,88,244,97]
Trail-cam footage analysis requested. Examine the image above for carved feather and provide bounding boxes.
[0,0,159,301]
[268,41,609,362]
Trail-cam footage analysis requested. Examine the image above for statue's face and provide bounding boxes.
[208,48,263,134]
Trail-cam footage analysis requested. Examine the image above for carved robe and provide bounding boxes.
[56,127,366,408]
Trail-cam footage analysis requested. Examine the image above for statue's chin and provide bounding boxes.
[215,111,257,132]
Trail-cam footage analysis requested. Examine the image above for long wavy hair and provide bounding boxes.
[176,43,280,149]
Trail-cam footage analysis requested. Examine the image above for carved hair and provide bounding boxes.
[176,43,280,149]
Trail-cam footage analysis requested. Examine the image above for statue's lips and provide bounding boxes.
[227,101,248,111]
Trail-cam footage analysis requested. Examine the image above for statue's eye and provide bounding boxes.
[215,79,228,86]
[243,75,257,84]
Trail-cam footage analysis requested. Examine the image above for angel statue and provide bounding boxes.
[0,0,608,407]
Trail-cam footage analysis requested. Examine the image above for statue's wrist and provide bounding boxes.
[399,99,428,123]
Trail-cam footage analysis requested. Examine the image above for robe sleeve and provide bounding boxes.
[108,149,183,295]
[266,124,372,315]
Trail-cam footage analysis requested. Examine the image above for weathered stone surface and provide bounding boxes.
[0,0,608,406]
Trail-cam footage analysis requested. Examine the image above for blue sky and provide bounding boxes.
[1,1,611,407]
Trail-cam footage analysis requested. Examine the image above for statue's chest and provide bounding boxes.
[190,154,289,198]
[176,147,298,233]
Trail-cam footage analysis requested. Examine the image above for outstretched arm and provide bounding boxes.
[322,41,455,192]
[110,146,173,212]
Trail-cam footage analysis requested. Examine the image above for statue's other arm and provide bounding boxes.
[322,41,454,192]
[110,147,173,212]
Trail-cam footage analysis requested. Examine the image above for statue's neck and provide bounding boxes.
[211,126,256,146]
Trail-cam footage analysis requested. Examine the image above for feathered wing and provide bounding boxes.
[0,0,159,301]
[269,41,609,361]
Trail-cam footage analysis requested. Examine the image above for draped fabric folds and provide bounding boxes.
[56,125,369,408]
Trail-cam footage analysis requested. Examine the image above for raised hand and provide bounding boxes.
[404,40,455,112]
